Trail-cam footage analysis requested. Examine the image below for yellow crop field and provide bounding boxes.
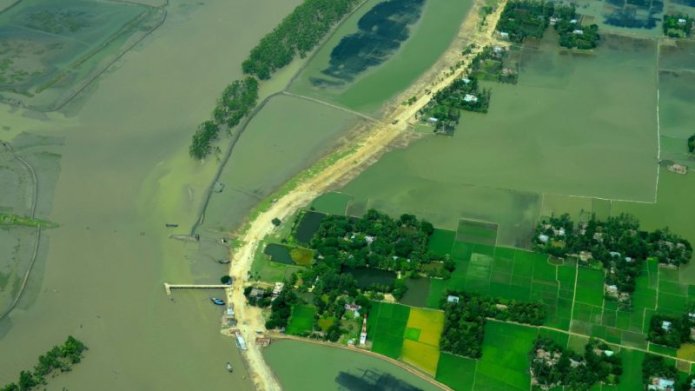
[402,340,441,375]
[405,307,445,347]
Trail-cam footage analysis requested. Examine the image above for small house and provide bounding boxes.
[678,18,687,26]
[272,282,284,298]
[668,164,688,175]
[538,234,550,243]
[572,29,584,35]
[463,94,478,103]
[662,320,672,331]
[570,19,578,24]
[579,251,592,262]
[462,77,471,84]
[447,295,460,304]
[427,117,439,124]
[255,337,271,347]
[648,377,675,390]
[499,31,510,39]
[549,17,559,25]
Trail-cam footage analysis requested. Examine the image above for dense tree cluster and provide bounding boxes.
[552,5,600,49]
[265,288,299,330]
[310,210,434,274]
[190,78,258,160]
[648,309,695,348]
[642,355,678,387]
[534,214,692,296]
[440,291,545,358]
[469,46,518,84]
[496,0,554,43]
[420,76,491,133]
[663,15,693,38]
[688,134,695,153]
[496,1,599,49]
[242,0,361,80]
[530,338,622,390]
[1,336,87,391]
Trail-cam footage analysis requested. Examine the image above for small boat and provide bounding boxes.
[165,223,179,228]
[226,362,233,372]
[210,297,225,306]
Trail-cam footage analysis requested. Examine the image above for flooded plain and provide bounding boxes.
[0,0,477,388]
[0,0,301,388]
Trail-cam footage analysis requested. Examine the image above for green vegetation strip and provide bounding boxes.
[2,336,86,391]
[0,213,57,228]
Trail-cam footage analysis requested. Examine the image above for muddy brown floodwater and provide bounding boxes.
[0,0,300,389]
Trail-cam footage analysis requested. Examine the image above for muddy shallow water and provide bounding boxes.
[0,0,300,388]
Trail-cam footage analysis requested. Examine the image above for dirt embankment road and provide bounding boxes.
[226,1,509,389]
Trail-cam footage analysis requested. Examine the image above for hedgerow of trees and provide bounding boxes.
[663,15,693,38]
[242,0,361,80]
[440,291,545,358]
[533,213,692,297]
[1,336,86,391]
[688,134,695,153]
[191,0,361,159]
[190,77,258,159]
[530,337,622,390]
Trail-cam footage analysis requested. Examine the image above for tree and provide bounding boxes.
[220,275,232,285]
[689,134,695,153]
[272,218,281,227]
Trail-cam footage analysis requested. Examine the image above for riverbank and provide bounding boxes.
[224,0,510,388]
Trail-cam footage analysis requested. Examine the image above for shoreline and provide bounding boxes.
[223,0,510,389]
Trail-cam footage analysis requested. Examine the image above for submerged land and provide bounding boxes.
[1,0,695,390]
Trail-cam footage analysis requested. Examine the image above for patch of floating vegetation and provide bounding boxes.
[602,0,662,29]
[314,0,425,85]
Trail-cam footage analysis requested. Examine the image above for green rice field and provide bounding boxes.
[310,192,352,215]
[286,305,316,335]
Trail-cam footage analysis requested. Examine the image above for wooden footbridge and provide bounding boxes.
[163,283,230,295]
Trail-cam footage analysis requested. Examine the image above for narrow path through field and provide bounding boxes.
[281,91,381,123]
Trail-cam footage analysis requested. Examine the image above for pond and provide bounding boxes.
[344,266,397,289]
[293,211,325,244]
[263,339,441,391]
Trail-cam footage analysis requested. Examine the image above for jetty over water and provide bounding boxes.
[163,283,230,295]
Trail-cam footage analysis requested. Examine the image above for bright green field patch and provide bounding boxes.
[310,192,352,215]
[404,327,421,342]
[286,305,316,335]
[435,353,477,391]
[575,268,605,306]
[475,321,536,390]
[456,219,498,246]
[649,343,678,357]
[428,229,456,257]
[368,302,410,359]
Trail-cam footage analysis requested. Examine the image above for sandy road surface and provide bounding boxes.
[225,1,509,389]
